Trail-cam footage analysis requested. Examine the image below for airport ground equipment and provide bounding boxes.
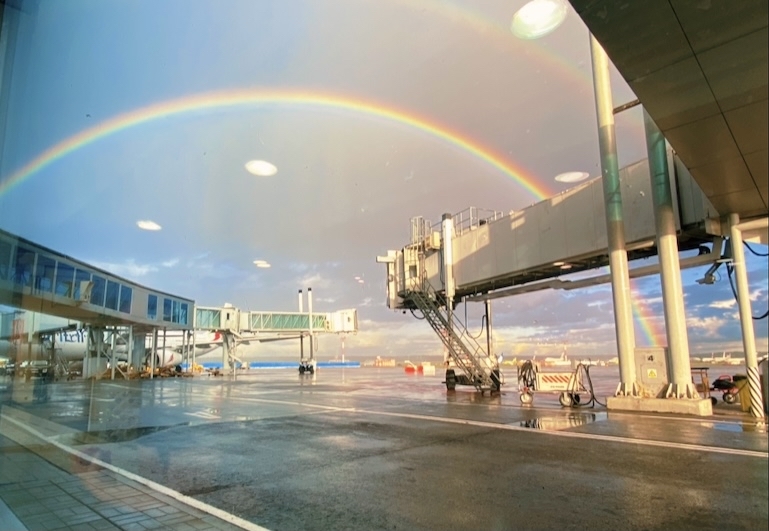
[517,360,594,407]
[690,367,719,406]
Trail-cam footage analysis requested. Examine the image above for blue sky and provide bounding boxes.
[0,0,766,360]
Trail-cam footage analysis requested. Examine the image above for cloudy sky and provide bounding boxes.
[0,0,766,361]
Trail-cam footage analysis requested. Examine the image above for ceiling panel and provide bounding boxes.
[688,156,755,197]
[707,189,767,218]
[670,0,767,53]
[628,56,719,130]
[571,1,691,81]
[724,100,768,156]
[664,114,741,169]
[697,28,769,112]
[743,150,769,205]
[570,0,768,220]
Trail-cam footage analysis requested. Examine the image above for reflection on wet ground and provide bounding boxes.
[61,424,189,445]
[700,421,768,434]
[518,412,609,430]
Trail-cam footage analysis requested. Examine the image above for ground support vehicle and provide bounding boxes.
[517,360,593,406]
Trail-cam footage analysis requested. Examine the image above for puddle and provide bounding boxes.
[518,412,607,430]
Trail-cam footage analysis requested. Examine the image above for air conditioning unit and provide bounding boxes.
[76,281,93,303]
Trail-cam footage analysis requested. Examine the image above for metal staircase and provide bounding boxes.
[405,283,499,392]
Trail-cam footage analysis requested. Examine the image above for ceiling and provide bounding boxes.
[569,0,768,221]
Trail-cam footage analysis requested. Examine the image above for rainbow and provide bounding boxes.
[631,284,665,347]
[0,88,552,201]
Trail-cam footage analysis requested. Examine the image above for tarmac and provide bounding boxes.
[1,367,767,531]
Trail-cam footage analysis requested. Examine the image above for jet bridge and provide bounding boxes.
[377,152,722,392]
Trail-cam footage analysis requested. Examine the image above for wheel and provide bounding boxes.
[559,392,573,407]
[710,397,718,407]
[571,393,581,405]
[445,369,457,391]
[723,392,736,404]
[298,365,305,374]
[520,392,533,405]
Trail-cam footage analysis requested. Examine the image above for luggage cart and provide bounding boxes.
[517,360,591,406]
[690,367,718,406]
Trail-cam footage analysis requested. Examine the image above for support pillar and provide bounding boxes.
[442,213,456,327]
[729,214,765,419]
[590,35,638,396]
[644,110,697,398]
[299,289,305,361]
[308,288,314,361]
[485,299,493,360]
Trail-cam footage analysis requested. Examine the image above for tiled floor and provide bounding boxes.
[0,436,249,531]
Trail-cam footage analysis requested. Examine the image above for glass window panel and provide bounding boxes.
[147,294,158,320]
[119,286,132,313]
[0,240,12,281]
[55,262,75,297]
[163,298,172,322]
[172,300,180,323]
[91,275,106,306]
[73,269,91,300]
[180,303,188,326]
[147,295,158,319]
[35,255,56,293]
[12,246,35,286]
[105,280,120,310]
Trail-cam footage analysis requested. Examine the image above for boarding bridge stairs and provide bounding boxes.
[406,283,497,392]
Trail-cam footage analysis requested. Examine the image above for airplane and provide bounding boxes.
[543,350,572,367]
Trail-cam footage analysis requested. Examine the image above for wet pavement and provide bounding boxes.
[1,367,767,530]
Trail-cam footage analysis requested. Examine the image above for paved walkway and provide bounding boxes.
[0,411,257,531]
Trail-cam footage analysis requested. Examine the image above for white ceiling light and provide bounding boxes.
[511,0,569,40]
[137,220,162,231]
[253,260,271,268]
[245,160,278,177]
[555,171,590,183]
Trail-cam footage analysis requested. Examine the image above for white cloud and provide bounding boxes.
[686,316,727,338]
[162,258,180,268]
[90,259,158,279]
[709,299,736,309]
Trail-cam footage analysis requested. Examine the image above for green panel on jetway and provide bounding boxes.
[248,312,327,331]
[196,308,221,329]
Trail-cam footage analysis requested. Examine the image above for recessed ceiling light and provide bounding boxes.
[511,0,569,40]
[253,260,268,265]
[137,220,162,231]
[245,160,278,177]
[255,263,271,268]
[553,261,565,266]
[560,264,573,270]
[555,171,590,183]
